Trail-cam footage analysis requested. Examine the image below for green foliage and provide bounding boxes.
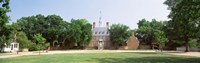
[163,0,182,10]
[68,19,92,47]
[189,39,200,48]
[153,30,168,45]
[17,14,47,40]
[136,19,168,51]
[136,19,152,45]
[136,19,167,44]
[0,0,10,27]
[109,24,132,46]
[28,43,38,51]
[16,14,92,49]
[164,0,200,52]
[16,32,31,49]
[10,22,32,49]
[33,34,49,51]
[153,30,169,51]
[0,0,12,51]
[16,14,69,45]
[0,35,10,47]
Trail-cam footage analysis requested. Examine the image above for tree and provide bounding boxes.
[68,19,92,48]
[109,24,132,46]
[33,34,49,55]
[153,30,168,52]
[16,14,92,49]
[136,19,169,51]
[45,15,66,43]
[0,0,12,52]
[164,0,200,52]
[16,14,93,49]
[10,23,31,49]
[163,0,182,10]
[136,19,152,45]
[17,14,70,47]
[189,38,200,49]
[11,23,20,42]
[16,32,31,49]
[17,14,46,40]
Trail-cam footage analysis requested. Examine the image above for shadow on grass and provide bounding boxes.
[94,57,199,63]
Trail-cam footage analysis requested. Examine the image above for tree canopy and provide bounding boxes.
[33,33,49,54]
[68,19,92,47]
[164,0,200,52]
[16,32,31,49]
[0,0,12,51]
[16,14,92,49]
[109,24,132,46]
[17,14,69,44]
[136,19,168,51]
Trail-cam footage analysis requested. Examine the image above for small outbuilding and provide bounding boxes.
[0,42,19,52]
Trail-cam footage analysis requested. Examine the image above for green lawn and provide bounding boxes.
[0,52,199,63]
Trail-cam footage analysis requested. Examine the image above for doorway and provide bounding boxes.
[11,44,13,50]
[98,41,104,50]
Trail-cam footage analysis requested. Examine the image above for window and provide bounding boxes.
[99,31,101,34]
[102,32,104,34]
[104,41,106,47]
[14,44,18,48]
[95,32,97,34]
[14,44,16,48]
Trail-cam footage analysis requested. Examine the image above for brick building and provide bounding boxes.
[87,21,139,50]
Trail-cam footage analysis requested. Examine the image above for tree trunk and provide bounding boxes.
[160,44,163,52]
[0,47,3,52]
[185,36,189,52]
[185,41,189,52]
[62,35,69,47]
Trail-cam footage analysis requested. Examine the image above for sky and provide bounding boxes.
[8,0,170,29]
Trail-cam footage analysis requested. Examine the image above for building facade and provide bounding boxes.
[48,20,139,50]
[87,21,139,50]
[0,34,19,52]
[87,22,112,49]
[0,42,19,52]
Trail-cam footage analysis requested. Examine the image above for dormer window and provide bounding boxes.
[107,32,109,34]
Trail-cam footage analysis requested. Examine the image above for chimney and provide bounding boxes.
[106,22,109,28]
[93,22,96,29]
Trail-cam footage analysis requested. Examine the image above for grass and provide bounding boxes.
[0,52,199,63]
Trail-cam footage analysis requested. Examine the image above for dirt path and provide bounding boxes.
[165,52,200,57]
[0,50,199,58]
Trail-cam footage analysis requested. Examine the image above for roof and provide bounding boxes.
[92,27,109,36]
